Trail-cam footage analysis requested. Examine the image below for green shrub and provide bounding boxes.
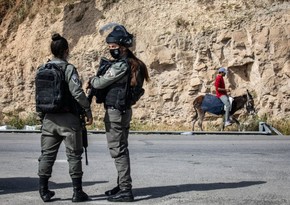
[268,119,290,135]
[6,114,39,129]
[239,114,290,135]
[3,112,289,135]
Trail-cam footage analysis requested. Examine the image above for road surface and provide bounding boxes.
[0,133,289,205]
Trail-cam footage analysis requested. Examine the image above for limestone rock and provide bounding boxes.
[0,0,289,129]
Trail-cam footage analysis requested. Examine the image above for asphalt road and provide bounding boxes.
[0,132,289,205]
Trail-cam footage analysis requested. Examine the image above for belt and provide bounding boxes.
[104,105,131,112]
[104,105,117,110]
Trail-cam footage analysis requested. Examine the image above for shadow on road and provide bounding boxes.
[132,181,267,201]
[0,177,107,195]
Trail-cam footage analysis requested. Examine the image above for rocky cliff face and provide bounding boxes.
[0,0,289,128]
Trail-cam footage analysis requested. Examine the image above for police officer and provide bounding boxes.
[88,25,149,202]
[37,33,93,202]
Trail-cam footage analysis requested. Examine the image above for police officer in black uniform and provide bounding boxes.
[88,25,149,202]
[37,33,93,202]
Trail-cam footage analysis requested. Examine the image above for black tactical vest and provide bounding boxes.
[104,60,131,111]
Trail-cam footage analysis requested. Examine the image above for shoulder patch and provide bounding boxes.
[72,73,80,86]
[104,69,116,79]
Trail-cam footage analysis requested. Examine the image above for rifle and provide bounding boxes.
[80,114,89,165]
[87,86,97,104]
[87,57,113,104]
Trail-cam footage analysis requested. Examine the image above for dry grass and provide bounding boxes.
[267,119,290,135]
[130,120,191,132]
[1,113,289,135]
[4,0,36,37]
[1,0,78,40]
[0,0,16,23]
[128,117,290,135]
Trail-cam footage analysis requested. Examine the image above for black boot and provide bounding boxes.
[72,178,89,202]
[107,189,134,202]
[105,177,120,196]
[105,186,120,196]
[39,177,55,202]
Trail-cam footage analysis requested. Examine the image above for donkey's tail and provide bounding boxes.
[192,98,199,121]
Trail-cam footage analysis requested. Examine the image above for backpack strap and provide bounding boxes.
[47,60,70,81]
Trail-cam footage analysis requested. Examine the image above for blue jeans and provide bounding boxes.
[220,95,231,122]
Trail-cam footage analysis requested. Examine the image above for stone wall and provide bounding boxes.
[0,0,289,128]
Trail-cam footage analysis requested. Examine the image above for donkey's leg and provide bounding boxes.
[192,105,201,131]
[192,95,204,131]
[231,117,240,131]
[197,111,205,131]
[192,117,197,131]
[221,115,225,131]
[192,110,198,131]
[221,124,225,131]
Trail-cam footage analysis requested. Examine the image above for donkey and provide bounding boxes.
[192,90,255,131]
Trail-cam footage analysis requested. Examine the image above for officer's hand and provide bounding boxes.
[86,117,93,126]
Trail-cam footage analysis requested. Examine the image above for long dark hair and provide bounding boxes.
[126,49,149,86]
[50,33,68,59]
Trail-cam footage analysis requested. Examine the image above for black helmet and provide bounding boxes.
[106,25,133,47]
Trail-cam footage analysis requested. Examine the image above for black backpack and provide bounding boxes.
[35,62,69,113]
[117,63,145,108]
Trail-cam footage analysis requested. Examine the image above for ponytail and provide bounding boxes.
[126,49,149,86]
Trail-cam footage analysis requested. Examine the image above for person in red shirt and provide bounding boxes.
[214,67,232,126]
